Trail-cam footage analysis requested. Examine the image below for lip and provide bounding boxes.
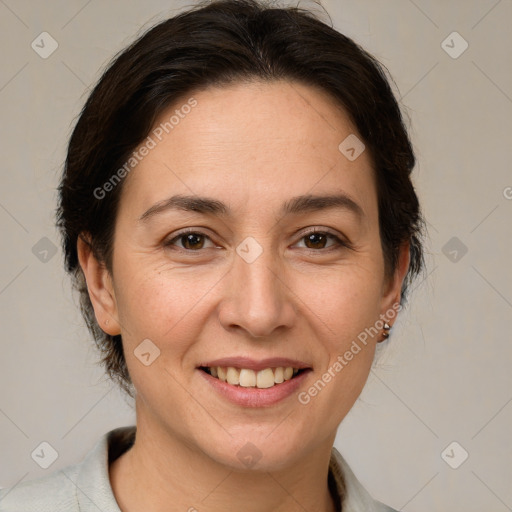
[198,367,312,407]
[197,357,312,372]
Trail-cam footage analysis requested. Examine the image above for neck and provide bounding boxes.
[110,414,337,512]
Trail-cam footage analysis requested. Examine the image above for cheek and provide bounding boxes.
[297,259,384,336]
[112,255,225,354]
[297,284,378,429]
[295,264,382,403]
[113,263,214,404]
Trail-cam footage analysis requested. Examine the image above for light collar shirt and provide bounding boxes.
[0,426,397,511]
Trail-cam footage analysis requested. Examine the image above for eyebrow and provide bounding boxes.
[138,193,364,222]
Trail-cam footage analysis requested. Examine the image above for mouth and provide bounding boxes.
[197,358,313,407]
[199,365,309,389]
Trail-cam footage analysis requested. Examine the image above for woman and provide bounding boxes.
[0,0,424,510]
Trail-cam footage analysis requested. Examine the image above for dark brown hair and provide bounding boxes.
[57,0,424,396]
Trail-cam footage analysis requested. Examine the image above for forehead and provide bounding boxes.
[119,80,377,221]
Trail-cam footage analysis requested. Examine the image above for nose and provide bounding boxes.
[217,241,297,338]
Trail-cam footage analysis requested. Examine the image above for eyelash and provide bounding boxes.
[164,227,350,253]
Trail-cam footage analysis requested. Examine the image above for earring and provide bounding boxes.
[381,322,391,341]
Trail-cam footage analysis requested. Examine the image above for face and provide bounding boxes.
[82,80,407,471]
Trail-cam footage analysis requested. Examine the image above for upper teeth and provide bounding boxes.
[209,367,299,388]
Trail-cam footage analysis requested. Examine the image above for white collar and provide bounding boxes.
[69,426,395,512]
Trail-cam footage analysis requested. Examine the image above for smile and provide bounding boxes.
[200,366,304,389]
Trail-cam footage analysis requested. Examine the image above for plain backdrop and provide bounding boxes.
[1,1,511,510]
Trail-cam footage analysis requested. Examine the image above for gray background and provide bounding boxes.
[1,0,511,510]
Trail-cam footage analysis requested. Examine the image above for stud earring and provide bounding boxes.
[381,322,391,341]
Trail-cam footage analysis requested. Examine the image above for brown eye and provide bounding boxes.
[303,232,329,249]
[165,231,215,251]
[296,230,346,251]
[180,233,205,250]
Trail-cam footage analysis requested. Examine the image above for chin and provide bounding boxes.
[200,428,309,472]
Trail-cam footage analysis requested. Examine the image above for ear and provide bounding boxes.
[77,234,121,336]
[380,242,410,322]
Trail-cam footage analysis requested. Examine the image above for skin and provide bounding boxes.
[78,80,409,512]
